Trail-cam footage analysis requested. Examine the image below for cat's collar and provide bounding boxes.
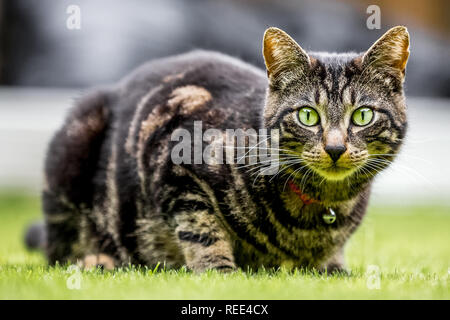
[287,180,320,205]
[287,180,337,224]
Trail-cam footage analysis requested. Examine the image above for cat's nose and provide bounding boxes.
[325,145,347,162]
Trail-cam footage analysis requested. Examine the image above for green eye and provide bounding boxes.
[298,107,320,126]
[352,107,374,126]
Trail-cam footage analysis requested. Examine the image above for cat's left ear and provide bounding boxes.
[263,27,311,84]
[362,26,410,79]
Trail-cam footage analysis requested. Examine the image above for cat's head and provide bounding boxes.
[262,26,409,183]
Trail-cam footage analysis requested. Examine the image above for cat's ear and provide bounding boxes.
[362,26,410,78]
[263,27,311,83]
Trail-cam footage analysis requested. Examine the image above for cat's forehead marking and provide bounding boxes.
[323,64,354,101]
[308,55,363,124]
[317,65,348,123]
[340,85,353,106]
[310,53,360,102]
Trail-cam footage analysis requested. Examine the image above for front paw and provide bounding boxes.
[211,265,237,273]
[189,255,236,273]
[78,253,115,271]
[320,263,349,276]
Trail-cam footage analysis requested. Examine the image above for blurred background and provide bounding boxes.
[0,0,449,204]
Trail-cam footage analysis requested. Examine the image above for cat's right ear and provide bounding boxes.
[263,27,311,84]
[362,26,410,79]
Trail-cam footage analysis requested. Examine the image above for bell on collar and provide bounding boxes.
[323,208,336,224]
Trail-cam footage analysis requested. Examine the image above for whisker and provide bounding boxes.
[281,164,309,191]
[236,155,301,170]
[369,153,431,164]
[367,158,435,186]
[247,160,301,175]
[246,159,303,174]
[299,167,313,192]
[235,135,272,163]
[270,162,306,183]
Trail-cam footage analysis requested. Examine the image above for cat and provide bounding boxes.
[29,26,409,273]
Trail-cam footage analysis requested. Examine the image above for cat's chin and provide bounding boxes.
[314,166,356,181]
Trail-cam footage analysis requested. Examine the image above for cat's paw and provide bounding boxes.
[212,265,237,273]
[78,253,115,271]
[190,260,237,273]
[320,263,350,276]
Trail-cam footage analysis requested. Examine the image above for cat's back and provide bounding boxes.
[121,50,267,88]
[113,50,268,130]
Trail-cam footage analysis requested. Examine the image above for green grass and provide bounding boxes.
[0,192,449,299]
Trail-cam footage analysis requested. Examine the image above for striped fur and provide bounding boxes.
[42,27,409,272]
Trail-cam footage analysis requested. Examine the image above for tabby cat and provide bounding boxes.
[32,26,409,273]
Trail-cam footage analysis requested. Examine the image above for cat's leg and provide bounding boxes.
[174,207,236,272]
[43,191,82,264]
[43,91,110,264]
[321,248,347,275]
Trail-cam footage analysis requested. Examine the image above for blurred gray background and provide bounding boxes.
[0,0,449,204]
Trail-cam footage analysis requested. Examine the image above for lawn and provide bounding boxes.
[0,192,448,299]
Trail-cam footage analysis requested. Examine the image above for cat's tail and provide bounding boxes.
[24,221,47,251]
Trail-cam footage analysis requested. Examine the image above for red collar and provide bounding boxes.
[287,180,320,205]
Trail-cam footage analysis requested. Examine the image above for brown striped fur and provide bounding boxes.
[39,27,409,273]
